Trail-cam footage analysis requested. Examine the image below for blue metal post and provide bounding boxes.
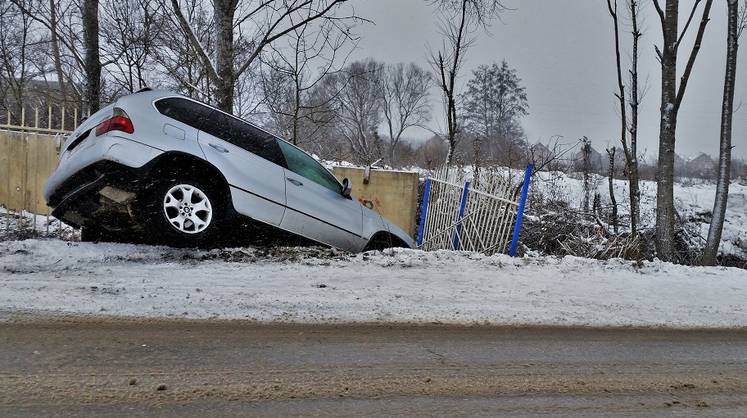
[416,177,432,247]
[452,181,471,250]
[509,164,533,256]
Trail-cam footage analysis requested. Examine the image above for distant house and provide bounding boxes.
[574,145,605,173]
[684,153,716,179]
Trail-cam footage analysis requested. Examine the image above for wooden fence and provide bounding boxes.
[0,131,61,214]
[0,104,81,215]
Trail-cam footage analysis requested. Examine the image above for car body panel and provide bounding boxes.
[281,168,367,251]
[198,129,287,226]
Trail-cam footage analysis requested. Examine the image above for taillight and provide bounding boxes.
[95,108,134,136]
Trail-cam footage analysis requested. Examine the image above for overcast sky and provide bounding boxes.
[349,0,747,160]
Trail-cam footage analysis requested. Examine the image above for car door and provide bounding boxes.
[197,111,287,226]
[276,140,366,251]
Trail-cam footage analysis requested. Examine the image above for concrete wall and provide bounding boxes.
[332,167,420,237]
[0,131,58,214]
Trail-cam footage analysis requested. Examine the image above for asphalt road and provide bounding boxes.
[1,319,746,417]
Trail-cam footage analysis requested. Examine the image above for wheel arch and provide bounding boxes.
[144,151,236,215]
[363,230,410,252]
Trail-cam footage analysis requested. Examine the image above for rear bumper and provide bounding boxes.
[47,161,151,229]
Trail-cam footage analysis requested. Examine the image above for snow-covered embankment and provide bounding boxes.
[0,239,745,328]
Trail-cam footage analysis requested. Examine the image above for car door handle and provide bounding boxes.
[286,178,303,187]
[208,143,229,153]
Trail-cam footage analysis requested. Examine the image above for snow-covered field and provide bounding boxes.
[1,239,745,328]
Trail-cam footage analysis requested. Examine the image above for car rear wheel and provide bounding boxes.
[162,184,213,235]
[142,177,224,247]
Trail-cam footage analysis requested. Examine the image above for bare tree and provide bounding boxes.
[652,0,714,261]
[153,0,213,100]
[379,62,433,167]
[259,16,355,147]
[168,0,361,113]
[0,1,32,121]
[606,0,642,238]
[627,0,642,237]
[49,0,67,101]
[703,0,746,265]
[428,0,508,166]
[9,0,87,105]
[325,59,384,165]
[100,0,160,96]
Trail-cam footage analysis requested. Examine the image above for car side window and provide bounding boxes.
[154,98,212,130]
[200,111,286,167]
[277,140,341,194]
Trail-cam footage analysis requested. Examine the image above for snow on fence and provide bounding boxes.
[417,164,532,256]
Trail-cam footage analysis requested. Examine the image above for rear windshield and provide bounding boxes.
[154,98,213,130]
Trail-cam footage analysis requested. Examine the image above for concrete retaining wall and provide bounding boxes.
[332,167,420,237]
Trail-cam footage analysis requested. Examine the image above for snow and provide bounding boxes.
[0,207,78,241]
[1,239,745,328]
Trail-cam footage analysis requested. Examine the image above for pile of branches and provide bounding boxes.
[522,200,647,261]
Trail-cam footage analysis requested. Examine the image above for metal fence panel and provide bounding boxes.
[417,165,532,255]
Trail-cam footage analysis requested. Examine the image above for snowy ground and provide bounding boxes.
[1,239,745,328]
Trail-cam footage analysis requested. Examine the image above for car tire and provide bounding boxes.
[140,176,225,247]
[80,225,105,243]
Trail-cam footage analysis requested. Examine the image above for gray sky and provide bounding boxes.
[350,0,747,160]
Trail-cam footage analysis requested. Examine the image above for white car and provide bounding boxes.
[44,89,413,251]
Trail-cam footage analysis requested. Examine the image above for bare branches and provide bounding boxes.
[676,0,702,49]
[380,63,433,166]
[675,0,714,109]
[7,0,85,68]
[652,0,665,26]
[168,0,219,82]
[258,12,356,146]
[235,0,357,79]
[738,0,747,39]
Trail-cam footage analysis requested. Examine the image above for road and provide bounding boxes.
[1,319,746,417]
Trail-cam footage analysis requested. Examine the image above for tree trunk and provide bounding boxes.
[82,0,100,112]
[628,0,641,238]
[655,0,680,261]
[655,0,714,262]
[582,138,592,214]
[607,148,619,234]
[703,0,739,265]
[214,0,237,112]
[49,0,67,102]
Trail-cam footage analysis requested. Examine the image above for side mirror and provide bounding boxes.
[341,178,352,199]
